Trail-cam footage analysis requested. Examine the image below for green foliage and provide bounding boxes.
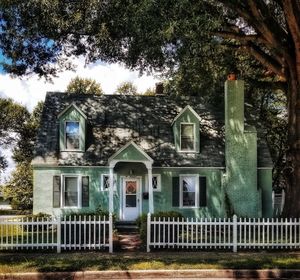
[143,87,156,96]
[1,163,33,210]
[2,101,44,209]
[114,81,138,95]
[136,211,183,245]
[66,76,104,95]
[64,205,116,219]
[0,98,30,173]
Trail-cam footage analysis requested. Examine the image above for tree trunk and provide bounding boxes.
[282,47,300,217]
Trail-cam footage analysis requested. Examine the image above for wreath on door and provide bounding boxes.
[126,182,136,194]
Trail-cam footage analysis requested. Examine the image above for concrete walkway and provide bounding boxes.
[1,269,300,280]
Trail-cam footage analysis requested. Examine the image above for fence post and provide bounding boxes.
[147,213,151,252]
[233,214,237,253]
[57,216,61,253]
[109,213,113,253]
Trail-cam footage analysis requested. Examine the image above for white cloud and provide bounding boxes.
[0,57,158,112]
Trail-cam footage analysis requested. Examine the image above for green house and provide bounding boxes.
[32,80,273,219]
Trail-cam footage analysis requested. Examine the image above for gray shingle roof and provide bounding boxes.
[32,92,273,168]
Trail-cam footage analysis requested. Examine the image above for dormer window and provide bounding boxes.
[58,103,87,152]
[180,123,195,152]
[172,105,200,153]
[65,121,80,150]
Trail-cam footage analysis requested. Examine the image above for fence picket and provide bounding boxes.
[0,215,111,252]
[146,214,300,252]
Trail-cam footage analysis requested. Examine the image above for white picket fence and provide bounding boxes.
[146,214,300,252]
[0,214,113,253]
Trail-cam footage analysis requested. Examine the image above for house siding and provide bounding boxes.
[33,166,225,218]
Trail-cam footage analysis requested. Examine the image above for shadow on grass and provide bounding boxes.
[0,251,299,273]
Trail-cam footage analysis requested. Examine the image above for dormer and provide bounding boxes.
[172,105,201,153]
[58,103,87,152]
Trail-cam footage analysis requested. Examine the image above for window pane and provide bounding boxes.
[181,176,196,207]
[182,124,193,137]
[103,175,110,190]
[181,124,194,151]
[182,177,196,192]
[183,192,195,206]
[65,177,78,207]
[66,122,79,149]
[152,176,158,189]
[126,195,137,207]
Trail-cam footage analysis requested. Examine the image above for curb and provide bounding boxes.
[1,269,300,279]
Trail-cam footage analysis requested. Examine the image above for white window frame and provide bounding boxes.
[179,123,196,152]
[179,174,199,208]
[100,174,117,191]
[61,174,82,209]
[145,174,162,192]
[64,120,81,151]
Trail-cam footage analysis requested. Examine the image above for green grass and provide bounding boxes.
[0,251,299,273]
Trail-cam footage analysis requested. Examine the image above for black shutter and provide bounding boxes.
[53,176,61,208]
[172,177,180,207]
[82,176,89,207]
[199,176,207,207]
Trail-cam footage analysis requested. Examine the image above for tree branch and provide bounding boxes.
[214,31,266,44]
[243,42,286,79]
[282,1,300,47]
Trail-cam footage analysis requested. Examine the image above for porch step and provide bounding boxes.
[117,233,142,251]
[115,221,139,233]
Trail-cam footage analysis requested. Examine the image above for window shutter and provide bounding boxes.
[82,176,89,207]
[53,176,61,208]
[199,176,207,207]
[172,177,180,207]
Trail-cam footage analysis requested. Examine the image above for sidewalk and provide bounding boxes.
[1,269,300,279]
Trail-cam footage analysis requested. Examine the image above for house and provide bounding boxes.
[32,80,273,220]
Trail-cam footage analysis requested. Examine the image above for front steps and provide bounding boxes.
[115,221,142,251]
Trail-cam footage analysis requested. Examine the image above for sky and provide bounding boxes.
[0,56,158,182]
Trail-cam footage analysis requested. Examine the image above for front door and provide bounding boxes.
[123,178,140,221]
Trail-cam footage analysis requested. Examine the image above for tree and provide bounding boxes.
[66,76,104,95]
[0,1,299,215]
[0,98,29,176]
[1,163,33,210]
[114,81,138,95]
[12,101,44,163]
[1,101,43,209]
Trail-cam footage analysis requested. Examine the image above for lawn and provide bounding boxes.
[0,251,299,273]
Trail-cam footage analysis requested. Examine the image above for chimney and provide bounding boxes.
[155,82,164,95]
[225,79,244,135]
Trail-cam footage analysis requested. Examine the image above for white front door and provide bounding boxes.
[123,178,141,221]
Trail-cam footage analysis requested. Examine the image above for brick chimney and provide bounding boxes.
[155,82,164,95]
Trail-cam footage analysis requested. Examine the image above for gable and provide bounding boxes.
[172,105,201,126]
[108,142,153,163]
[58,103,87,120]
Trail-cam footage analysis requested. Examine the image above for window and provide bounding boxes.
[53,175,89,208]
[180,175,198,207]
[101,174,117,191]
[64,176,79,207]
[65,121,80,150]
[180,123,195,151]
[145,174,161,192]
